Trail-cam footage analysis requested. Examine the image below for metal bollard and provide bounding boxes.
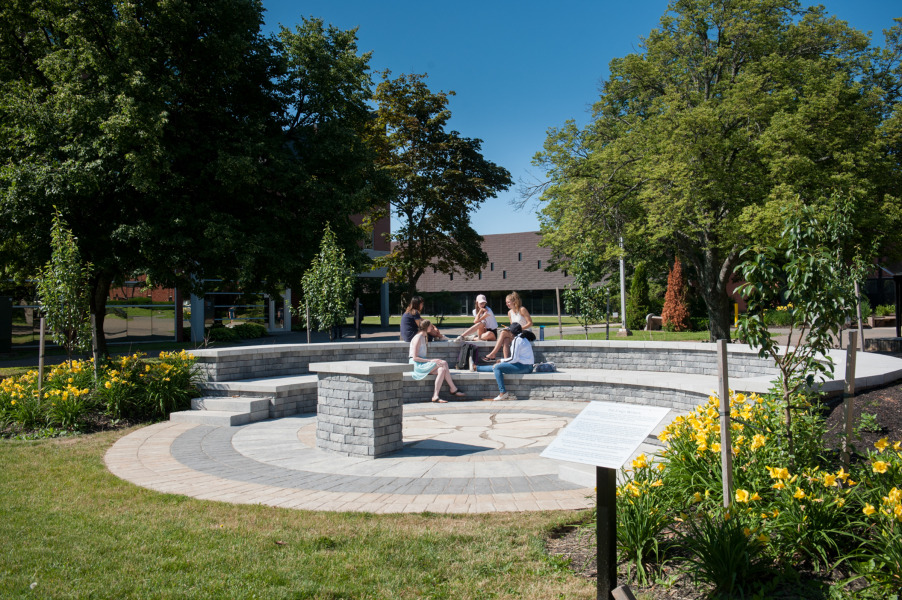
[539,325,545,341]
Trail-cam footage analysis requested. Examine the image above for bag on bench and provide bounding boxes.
[535,362,556,373]
[455,342,480,370]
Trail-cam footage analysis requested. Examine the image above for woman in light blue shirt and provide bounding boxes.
[472,322,534,401]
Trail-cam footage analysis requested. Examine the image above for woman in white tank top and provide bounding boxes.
[484,292,533,360]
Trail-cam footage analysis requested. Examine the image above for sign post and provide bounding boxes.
[716,340,733,508]
[541,401,670,600]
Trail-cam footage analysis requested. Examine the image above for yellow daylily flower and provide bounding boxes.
[735,489,750,503]
[873,461,889,474]
[863,504,876,516]
[876,438,889,453]
[793,487,806,500]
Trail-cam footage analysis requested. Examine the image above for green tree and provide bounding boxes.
[370,71,513,298]
[563,247,608,339]
[36,212,92,364]
[736,201,864,457]
[531,1,901,342]
[301,225,355,341]
[626,263,653,331]
[0,4,381,351]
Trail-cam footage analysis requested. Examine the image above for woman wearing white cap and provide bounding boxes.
[456,294,498,341]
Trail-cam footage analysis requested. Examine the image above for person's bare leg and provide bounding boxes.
[485,331,510,359]
[432,364,446,401]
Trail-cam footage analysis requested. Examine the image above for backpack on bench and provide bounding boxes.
[455,342,480,370]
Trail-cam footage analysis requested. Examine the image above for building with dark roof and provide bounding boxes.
[409,232,576,316]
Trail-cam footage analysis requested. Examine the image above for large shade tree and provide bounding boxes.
[370,71,512,299]
[531,0,901,341]
[0,2,383,350]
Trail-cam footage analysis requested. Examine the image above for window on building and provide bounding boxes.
[478,272,482,280]
[518,252,522,261]
[537,260,542,269]
[503,270,507,279]
[490,262,494,271]
[450,273,453,281]
[563,270,568,277]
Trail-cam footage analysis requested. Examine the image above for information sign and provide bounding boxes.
[540,401,670,469]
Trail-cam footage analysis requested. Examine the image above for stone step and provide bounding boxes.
[169,410,253,427]
[190,396,271,414]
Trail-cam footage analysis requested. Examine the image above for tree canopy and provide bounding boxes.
[0,2,385,348]
[370,71,512,298]
[531,0,902,341]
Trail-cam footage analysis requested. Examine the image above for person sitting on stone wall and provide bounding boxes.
[472,322,534,401]
[483,291,533,360]
[400,296,448,342]
[455,294,498,342]
[409,319,465,403]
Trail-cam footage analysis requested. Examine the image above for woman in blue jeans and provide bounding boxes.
[472,322,534,400]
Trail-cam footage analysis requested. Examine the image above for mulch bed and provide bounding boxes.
[545,352,902,598]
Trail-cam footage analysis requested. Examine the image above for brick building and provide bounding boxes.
[410,232,576,316]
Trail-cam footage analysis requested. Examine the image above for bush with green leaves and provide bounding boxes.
[2,351,200,434]
[603,390,902,595]
[626,263,653,331]
[875,304,896,318]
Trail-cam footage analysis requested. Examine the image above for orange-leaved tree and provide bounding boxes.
[662,257,690,332]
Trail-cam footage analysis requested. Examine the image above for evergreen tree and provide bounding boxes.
[662,257,690,332]
[626,263,652,331]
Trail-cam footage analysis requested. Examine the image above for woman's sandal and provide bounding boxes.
[449,389,466,397]
[431,397,448,403]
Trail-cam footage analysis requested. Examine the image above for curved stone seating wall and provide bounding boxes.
[177,340,902,425]
[192,340,779,383]
[401,373,710,413]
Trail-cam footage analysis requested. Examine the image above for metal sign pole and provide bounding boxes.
[38,317,46,398]
[596,466,617,600]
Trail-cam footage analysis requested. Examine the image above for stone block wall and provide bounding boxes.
[315,373,404,458]
[193,340,778,383]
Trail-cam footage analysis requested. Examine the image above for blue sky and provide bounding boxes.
[261,1,900,235]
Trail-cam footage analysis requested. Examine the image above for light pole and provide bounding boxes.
[618,237,631,336]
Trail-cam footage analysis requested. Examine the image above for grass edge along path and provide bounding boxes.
[0,427,595,599]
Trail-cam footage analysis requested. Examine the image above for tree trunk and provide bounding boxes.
[690,245,737,343]
[89,271,113,356]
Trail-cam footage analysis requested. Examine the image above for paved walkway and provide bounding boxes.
[106,399,672,514]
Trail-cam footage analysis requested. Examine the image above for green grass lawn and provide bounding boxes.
[0,429,594,599]
[563,330,711,342]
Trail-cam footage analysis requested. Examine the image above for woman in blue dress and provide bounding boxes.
[409,320,465,402]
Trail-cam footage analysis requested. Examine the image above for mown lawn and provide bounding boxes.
[563,329,711,342]
[0,429,594,599]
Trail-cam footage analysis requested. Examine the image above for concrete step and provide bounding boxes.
[190,396,271,414]
[169,410,253,427]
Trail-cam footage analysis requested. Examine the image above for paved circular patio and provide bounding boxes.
[106,400,609,513]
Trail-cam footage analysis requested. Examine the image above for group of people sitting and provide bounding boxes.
[401,292,536,402]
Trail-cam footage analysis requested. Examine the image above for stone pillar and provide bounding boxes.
[309,361,412,458]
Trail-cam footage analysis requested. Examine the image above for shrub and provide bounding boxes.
[626,263,653,330]
[2,351,200,434]
[206,326,240,342]
[662,257,690,332]
[875,304,895,317]
[233,322,266,338]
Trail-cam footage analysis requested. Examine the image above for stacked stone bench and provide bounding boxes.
[169,340,902,425]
